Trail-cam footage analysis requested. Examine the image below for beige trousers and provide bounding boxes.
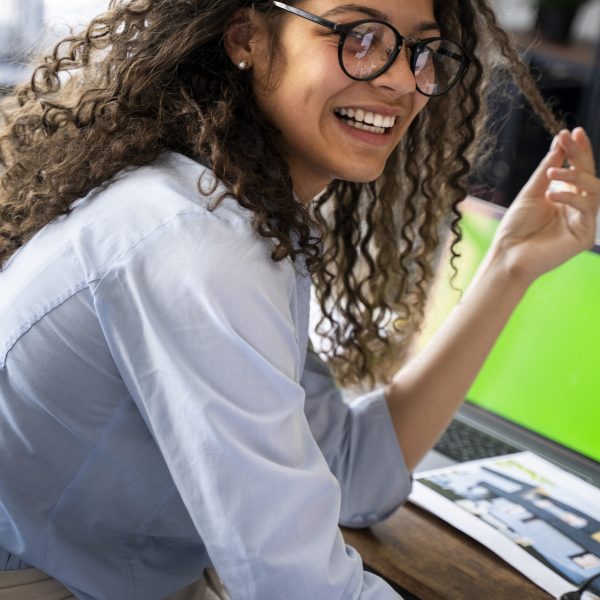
[0,567,228,600]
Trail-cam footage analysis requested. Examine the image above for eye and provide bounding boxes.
[343,23,392,57]
[344,29,374,54]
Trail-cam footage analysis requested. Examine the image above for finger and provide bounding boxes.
[556,128,596,174]
[547,167,600,199]
[545,188,599,217]
[573,127,593,156]
[523,136,566,195]
[545,190,597,247]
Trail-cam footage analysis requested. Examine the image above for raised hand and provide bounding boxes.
[491,127,600,286]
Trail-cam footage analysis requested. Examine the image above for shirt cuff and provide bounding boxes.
[339,388,413,528]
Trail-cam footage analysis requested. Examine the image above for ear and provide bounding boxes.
[223,9,266,69]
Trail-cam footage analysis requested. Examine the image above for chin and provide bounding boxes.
[339,164,386,184]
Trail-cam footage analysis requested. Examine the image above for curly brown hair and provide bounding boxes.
[0,0,560,387]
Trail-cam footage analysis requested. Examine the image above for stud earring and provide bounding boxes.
[237,60,249,70]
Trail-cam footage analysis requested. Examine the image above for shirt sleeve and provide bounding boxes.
[301,349,412,528]
[90,210,402,600]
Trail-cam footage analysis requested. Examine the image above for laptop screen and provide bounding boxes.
[420,197,600,464]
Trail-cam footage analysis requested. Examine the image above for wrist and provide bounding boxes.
[462,242,531,310]
[482,239,537,292]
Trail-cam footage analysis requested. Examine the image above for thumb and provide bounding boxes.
[522,136,566,197]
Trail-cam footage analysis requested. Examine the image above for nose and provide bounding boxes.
[371,45,417,95]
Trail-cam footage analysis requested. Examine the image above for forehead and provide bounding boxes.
[301,0,438,34]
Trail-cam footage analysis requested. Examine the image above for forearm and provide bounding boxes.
[385,245,530,471]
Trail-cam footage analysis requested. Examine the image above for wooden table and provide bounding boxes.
[342,502,551,600]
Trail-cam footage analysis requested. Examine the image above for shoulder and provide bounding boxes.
[0,154,299,368]
[75,152,248,246]
[61,152,274,280]
[79,152,244,223]
[76,153,299,300]
[1,151,295,311]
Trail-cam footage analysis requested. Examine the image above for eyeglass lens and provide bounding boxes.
[341,22,465,96]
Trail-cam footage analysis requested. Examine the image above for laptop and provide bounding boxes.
[416,197,600,488]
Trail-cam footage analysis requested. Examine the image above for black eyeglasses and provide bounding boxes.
[560,572,600,600]
[272,1,470,97]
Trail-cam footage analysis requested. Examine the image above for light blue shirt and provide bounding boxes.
[0,153,411,599]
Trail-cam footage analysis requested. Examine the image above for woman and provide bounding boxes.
[0,0,598,597]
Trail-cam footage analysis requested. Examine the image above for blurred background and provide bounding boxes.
[0,0,104,84]
[470,0,600,207]
[0,0,599,208]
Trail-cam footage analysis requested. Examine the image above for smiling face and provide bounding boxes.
[243,0,438,202]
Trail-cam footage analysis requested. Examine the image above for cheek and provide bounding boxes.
[279,51,343,106]
[254,54,345,134]
[251,21,351,129]
[400,95,430,134]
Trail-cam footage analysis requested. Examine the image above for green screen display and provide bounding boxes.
[420,199,600,463]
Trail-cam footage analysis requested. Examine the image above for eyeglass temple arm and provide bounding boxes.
[403,36,464,64]
[408,39,463,63]
[437,47,464,62]
[272,1,340,32]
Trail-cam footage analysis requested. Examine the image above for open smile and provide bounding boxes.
[333,108,397,135]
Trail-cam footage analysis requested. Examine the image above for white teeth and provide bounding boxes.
[346,120,385,135]
[335,107,397,133]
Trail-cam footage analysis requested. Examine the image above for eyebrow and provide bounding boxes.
[321,4,441,34]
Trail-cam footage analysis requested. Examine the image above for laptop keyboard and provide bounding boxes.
[434,419,520,462]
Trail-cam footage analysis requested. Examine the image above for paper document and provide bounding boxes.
[411,452,600,599]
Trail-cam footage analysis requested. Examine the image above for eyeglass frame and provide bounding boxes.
[271,0,470,97]
[560,572,600,600]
